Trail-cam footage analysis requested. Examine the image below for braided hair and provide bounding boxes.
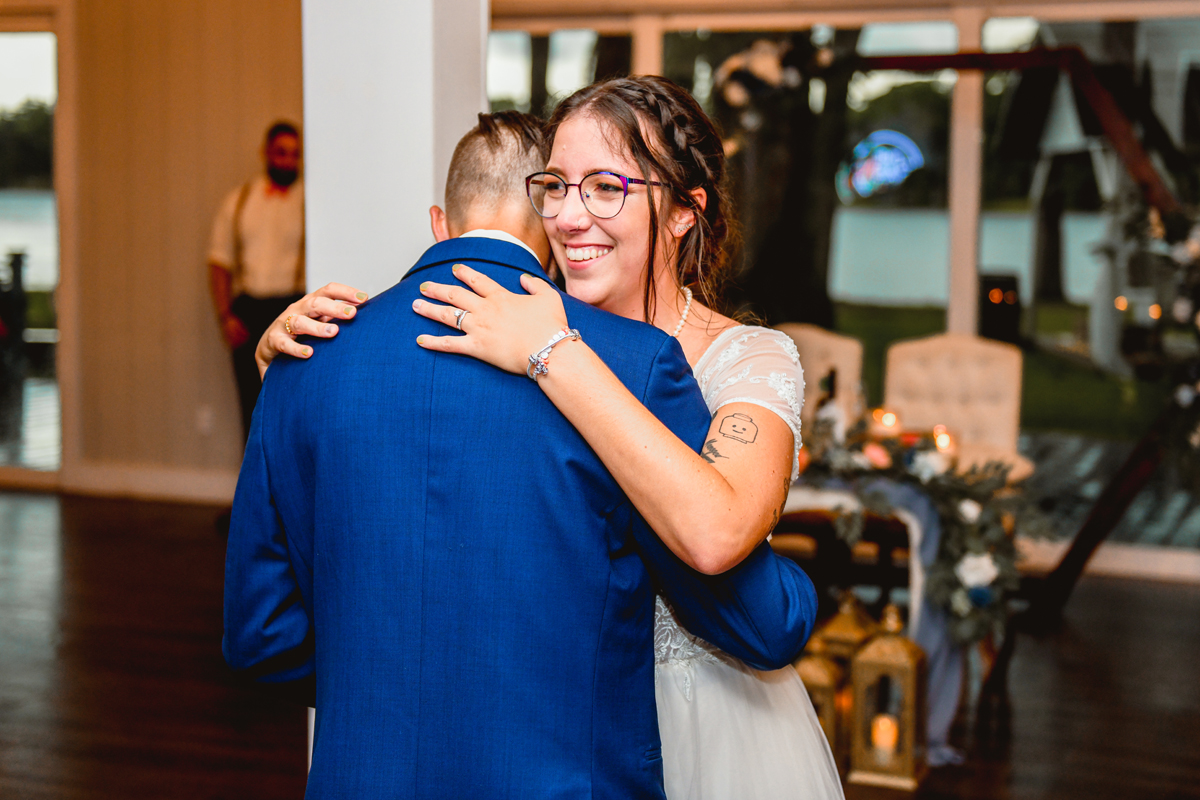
[546,76,738,323]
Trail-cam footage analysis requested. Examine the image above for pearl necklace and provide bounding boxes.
[672,287,693,338]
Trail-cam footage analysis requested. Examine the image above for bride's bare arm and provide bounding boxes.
[414,266,792,576]
[255,283,367,378]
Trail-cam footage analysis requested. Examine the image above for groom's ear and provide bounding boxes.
[429,206,451,243]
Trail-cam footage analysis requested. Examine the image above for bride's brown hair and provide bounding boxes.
[545,76,738,323]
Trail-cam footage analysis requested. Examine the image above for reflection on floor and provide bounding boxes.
[0,493,306,798]
[1020,431,1200,548]
[0,377,59,471]
[0,492,1196,799]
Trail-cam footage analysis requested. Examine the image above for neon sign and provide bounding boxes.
[836,130,924,203]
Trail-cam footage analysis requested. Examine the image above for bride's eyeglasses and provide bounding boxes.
[526,171,663,220]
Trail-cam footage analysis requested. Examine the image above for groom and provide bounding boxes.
[224,112,817,798]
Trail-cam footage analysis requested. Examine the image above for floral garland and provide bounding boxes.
[801,413,1027,645]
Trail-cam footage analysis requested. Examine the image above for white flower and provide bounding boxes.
[909,450,948,483]
[955,553,999,589]
[950,588,973,617]
[958,499,982,524]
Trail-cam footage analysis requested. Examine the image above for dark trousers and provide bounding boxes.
[230,293,303,442]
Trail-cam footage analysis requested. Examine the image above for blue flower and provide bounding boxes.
[967,586,993,608]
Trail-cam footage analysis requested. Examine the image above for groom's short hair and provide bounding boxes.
[445,111,547,230]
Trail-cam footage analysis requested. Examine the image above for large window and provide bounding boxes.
[658,25,958,342]
[0,32,58,471]
[487,30,632,116]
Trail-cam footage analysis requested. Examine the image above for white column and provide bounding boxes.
[945,8,985,335]
[302,0,488,296]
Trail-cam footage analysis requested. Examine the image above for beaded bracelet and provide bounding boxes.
[527,327,581,381]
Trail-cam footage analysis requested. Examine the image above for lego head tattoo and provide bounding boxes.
[719,413,758,444]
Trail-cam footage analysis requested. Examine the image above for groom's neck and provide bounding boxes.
[450,207,550,268]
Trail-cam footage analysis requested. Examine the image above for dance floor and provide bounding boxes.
[0,493,306,798]
[1,491,1198,799]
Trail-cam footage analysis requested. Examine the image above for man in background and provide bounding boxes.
[208,121,306,442]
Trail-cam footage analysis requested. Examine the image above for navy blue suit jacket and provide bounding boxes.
[223,237,817,799]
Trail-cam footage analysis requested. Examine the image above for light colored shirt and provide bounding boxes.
[458,228,541,263]
[209,175,305,298]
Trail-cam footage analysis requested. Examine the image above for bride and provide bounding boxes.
[256,76,843,799]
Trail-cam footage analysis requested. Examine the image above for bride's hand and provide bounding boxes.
[413,264,567,375]
[256,283,368,378]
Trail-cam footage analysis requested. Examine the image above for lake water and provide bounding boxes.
[830,207,1105,306]
[0,189,57,291]
[0,189,1106,305]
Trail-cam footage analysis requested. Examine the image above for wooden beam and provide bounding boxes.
[492,0,1200,25]
[491,8,963,33]
[857,48,1185,218]
[631,14,665,75]
[946,7,985,335]
[490,16,638,34]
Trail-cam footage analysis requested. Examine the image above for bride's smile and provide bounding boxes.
[562,244,613,263]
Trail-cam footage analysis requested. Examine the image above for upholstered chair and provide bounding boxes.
[775,323,864,438]
[883,333,1033,482]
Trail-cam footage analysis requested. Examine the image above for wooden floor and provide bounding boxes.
[1,492,1198,799]
[0,493,306,799]
[848,579,1200,800]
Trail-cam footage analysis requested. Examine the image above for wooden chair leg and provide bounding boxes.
[1029,403,1173,622]
[975,612,1017,738]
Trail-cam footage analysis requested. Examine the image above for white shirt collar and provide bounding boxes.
[458,229,541,263]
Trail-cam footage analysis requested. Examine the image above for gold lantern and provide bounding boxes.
[812,591,878,663]
[811,592,878,768]
[794,637,843,748]
[848,604,927,791]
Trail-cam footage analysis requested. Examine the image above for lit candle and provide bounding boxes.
[871,713,899,759]
[933,424,953,453]
[870,409,900,438]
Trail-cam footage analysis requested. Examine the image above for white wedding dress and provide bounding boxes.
[655,325,844,799]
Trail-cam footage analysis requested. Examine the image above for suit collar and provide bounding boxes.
[407,237,546,280]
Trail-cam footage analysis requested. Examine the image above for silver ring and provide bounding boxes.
[454,309,469,331]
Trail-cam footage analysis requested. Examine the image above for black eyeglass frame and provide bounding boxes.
[525,171,664,220]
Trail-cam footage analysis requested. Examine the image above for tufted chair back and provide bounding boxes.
[775,323,864,436]
[884,333,1032,480]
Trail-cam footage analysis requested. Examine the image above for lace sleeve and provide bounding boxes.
[697,327,805,480]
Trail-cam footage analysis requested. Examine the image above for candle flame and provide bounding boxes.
[871,713,899,755]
